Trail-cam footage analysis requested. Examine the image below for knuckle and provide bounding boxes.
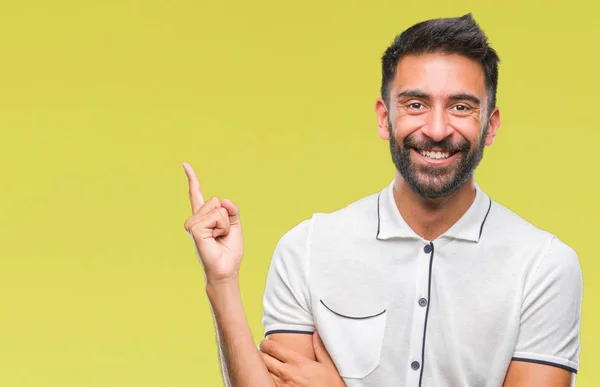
[196,197,221,215]
[281,368,293,380]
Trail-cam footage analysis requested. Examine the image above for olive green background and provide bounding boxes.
[0,1,597,386]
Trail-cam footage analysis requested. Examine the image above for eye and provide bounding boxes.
[452,104,472,112]
[408,103,424,110]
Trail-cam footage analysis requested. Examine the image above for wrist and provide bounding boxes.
[205,275,241,300]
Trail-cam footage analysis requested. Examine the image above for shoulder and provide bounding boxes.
[539,236,582,282]
[486,198,557,246]
[310,191,380,238]
[275,189,381,250]
[484,196,581,278]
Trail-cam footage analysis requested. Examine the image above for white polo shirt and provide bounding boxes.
[262,179,583,387]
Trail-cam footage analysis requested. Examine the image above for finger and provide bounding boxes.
[268,372,284,387]
[313,331,336,368]
[183,198,225,235]
[212,207,230,238]
[221,199,241,226]
[182,162,204,213]
[259,339,300,364]
[260,352,285,378]
[195,196,221,218]
[185,207,230,238]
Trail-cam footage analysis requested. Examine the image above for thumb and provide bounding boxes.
[221,199,241,226]
[313,331,336,368]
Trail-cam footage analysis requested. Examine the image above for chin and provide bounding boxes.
[412,174,461,198]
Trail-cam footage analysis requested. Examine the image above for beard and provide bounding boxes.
[388,118,488,199]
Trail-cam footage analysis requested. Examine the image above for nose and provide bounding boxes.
[421,107,451,142]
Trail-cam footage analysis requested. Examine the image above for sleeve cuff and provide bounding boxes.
[264,324,315,337]
[512,352,579,374]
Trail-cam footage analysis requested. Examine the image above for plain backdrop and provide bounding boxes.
[0,1,597,386]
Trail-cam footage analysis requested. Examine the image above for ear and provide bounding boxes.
[485,107,500,146]
[375,98,390,140]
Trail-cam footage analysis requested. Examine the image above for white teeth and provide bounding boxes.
[419,150,451,160]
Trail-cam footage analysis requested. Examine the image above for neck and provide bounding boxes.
[392,173,477,241]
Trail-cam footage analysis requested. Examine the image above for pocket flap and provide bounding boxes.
[320,297,386,319]
[318,270,387,318]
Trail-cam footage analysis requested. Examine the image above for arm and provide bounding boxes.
[259,331,346,387]
[257,217,346,385]
[504,237,583,386]
[260,218,318,359]
[503,360,575,387]
[206,256,318,386]
[266,333,316,360]
[207,279,275,387]
[182,163,273,387]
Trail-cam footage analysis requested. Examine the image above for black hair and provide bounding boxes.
[380,13,500,115]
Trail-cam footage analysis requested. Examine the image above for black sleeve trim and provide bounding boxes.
[264,329,314,337]
[511,357,578,374]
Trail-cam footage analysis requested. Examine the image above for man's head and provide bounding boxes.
[375,13,501,198]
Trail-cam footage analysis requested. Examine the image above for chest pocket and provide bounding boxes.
[314,279,387,379]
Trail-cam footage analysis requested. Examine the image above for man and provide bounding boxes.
[182,13,582,387]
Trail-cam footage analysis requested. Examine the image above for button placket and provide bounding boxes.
[406,242,435,386]
[418,244,432,309]
[417,242,434,385]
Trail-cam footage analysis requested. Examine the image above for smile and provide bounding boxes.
[418,149,453,160]
[411,148,461,164]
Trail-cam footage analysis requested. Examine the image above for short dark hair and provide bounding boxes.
[380,13,500,115]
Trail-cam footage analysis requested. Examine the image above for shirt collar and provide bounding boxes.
[376,179,492,242]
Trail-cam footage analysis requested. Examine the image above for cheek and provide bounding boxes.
[394,114,424,139]
[449,116,483,145]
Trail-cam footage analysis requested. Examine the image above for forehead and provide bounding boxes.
[392,53,486,98]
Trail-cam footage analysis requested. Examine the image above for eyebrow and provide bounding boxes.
[396,90,430,100]
[449,93,481,106]
[396,90,481,106]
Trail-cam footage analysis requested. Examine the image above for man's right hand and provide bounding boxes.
[182,162,244,284]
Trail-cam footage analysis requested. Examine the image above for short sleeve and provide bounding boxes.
[261,218,315,337]
[512,236,583,373]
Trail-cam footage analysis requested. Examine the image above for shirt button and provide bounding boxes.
[419,298,428,307]
[411,361,420,370]
[424,244,432,254]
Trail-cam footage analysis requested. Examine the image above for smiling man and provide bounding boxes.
[182,13,582,387]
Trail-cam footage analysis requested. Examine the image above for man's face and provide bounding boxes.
[377,53,499,198]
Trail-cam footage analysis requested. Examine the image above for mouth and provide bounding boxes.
[411,148,461,165]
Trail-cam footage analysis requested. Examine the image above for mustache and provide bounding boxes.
[402,134,471,153]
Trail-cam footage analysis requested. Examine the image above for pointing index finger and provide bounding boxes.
[182,162,204,213]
